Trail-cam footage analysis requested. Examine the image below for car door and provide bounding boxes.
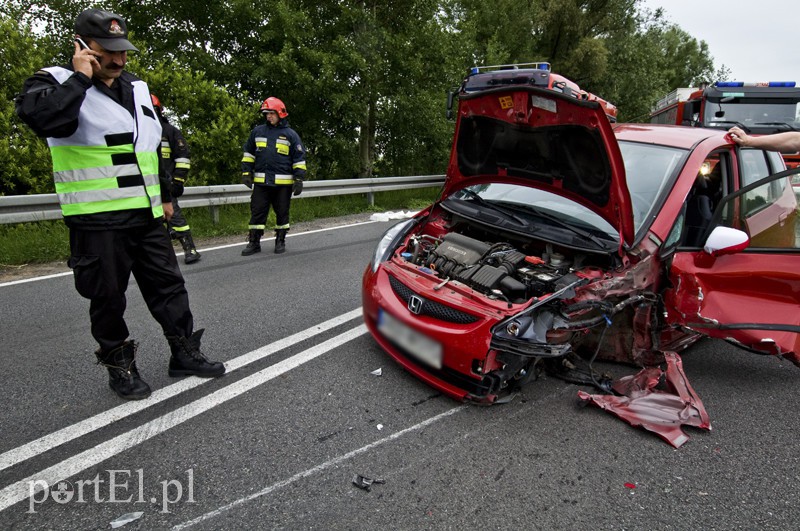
[663,148,800,364]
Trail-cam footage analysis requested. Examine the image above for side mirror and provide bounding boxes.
[446,90,456,120]
[703,226,749,256]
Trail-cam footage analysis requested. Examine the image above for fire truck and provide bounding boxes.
[650,81,800,168]
[447,62,618,122]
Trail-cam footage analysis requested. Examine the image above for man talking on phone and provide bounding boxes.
[15,8,225,401]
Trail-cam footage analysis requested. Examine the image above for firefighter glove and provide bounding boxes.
[292,178,303,196]
[241,172,253,189]
[171,178,185,198]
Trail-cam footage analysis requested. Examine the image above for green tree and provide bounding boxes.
[0,15,53,195]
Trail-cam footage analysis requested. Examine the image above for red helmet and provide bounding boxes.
[150,93,162,111]
[260,97,288,118]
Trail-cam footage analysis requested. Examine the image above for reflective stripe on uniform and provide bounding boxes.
[242,152,255,163]
[292,161,307,170]
[274,174,293,185]
[254,172,266,183]
[249,224,267,230]
[174,157,191,169]
[255,137,267,148]
[275,223,290,229]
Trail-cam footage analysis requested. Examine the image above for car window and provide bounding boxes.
[681,151,730,247]
[716,154,800,250]
[617,141,686,231]
[739,149,787,217]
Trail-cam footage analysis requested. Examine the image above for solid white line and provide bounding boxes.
[0,221,379,288]
[0,325,368,513]
[0,308,363,473]
[172,405,467,530]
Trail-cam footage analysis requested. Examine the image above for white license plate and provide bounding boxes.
[378,310,442,369]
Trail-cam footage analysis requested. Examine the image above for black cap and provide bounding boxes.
[74,9,138,52]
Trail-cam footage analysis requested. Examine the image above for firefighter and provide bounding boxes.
[151,93,200,264]
[14,8,225,400]
[240,97,307,255]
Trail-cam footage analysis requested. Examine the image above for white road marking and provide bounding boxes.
[173,405,468,530]
[0,221,378,288]
[0,325,368,512]
[0,309,363,473]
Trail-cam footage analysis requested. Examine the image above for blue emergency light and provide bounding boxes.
[715,81,796,88]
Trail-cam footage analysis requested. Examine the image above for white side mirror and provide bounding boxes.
[703,226,750,256]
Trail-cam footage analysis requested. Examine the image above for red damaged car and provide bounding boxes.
[362,64,800,416]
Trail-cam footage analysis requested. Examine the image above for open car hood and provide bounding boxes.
[444,87,635,246]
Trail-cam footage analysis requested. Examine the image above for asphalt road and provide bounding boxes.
[0,217,797,530]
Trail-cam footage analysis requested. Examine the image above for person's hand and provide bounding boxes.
[728,126,749,146]
[163,201,174,221]
[292,178,303,196]
[72,40,100,79]
[241,172,253,189]
[171,179,185,198]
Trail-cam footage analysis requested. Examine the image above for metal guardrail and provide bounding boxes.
[0,175,445,225]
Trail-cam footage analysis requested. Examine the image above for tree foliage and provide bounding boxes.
[2,0,720,194]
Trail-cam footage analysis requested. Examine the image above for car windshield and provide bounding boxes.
[618,140,686,231]
[445,140,685,246]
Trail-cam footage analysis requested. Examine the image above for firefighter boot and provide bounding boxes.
[167,329,226,377]
[95,340,152,400]
[178,232,201,264]
[274,229,287,254]
[241,229,263,256]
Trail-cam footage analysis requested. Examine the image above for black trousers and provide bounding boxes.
[248,185,292,229]
[167,197,190,232]
[68,221,193,353]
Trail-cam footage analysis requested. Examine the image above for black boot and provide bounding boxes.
[167,329,226,377]
[95,340,151,400]
[241,229,263,256]
[178,232,201,264]
[274,229,287,254]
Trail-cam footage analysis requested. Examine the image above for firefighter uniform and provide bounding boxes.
[156,108,200,264]
[15,7,224,401]
[241,101,307,255]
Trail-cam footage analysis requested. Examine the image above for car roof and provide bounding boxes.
[612,123,728,149]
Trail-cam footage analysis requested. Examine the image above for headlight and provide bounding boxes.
[371,219,415,273]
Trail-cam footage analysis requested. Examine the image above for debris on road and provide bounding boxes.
[578,352,711,448]
[352,474,385,492]
[370,368,382,376]
[109,511,144,528]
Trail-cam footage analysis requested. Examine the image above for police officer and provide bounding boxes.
[241,97,306,255]
[151,93,200,264]
[15,8,225,400]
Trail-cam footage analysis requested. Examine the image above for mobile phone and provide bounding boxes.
[75,37,90,50]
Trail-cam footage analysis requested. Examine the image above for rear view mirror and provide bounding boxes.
[703,226,749,256]
[446,89,456,120]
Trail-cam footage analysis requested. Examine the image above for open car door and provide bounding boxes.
[663,167,800,365]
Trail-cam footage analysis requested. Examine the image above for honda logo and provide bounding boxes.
[408,295,424,315]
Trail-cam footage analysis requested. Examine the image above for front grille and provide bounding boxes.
[388,274,478,324]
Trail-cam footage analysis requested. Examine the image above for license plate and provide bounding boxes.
[378,309,442,369]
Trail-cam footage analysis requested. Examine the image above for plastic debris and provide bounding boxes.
[110,512,144,528]
[352,474,386,492]
[370,368,382,376]
[369,211,419,222]
[624,482,636,489]
[376,424,384,430]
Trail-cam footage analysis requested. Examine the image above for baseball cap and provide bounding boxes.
[74,9,139,52]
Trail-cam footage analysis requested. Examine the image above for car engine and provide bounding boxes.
[404,232,592,304]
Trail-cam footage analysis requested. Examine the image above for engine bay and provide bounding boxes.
[397,220,616,305]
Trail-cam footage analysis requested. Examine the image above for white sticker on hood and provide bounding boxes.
[531,95,557,113]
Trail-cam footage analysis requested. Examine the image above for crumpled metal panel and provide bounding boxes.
[577,351,710,448]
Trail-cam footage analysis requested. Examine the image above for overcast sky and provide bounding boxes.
[639,0,800,84]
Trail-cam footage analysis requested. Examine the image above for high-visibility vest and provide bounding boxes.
[43,67,163,218]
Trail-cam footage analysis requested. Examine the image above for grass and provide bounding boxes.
[0,187,440,267]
